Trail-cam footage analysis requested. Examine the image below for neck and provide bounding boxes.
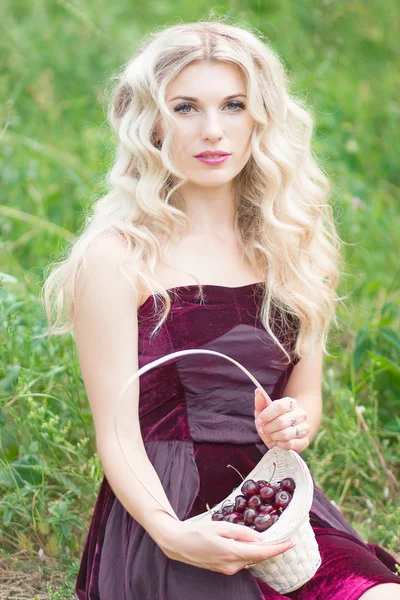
[176,182,237,235]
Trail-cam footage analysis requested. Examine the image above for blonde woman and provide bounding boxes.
[42,20,400,600]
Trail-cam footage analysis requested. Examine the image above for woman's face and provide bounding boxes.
[162,60,255,187]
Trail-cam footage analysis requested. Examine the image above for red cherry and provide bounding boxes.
[234,495,248,513]
[271,515,279,525]
[256,479,270,488]
[221,503,235,516]
[243,507,258,525]
[241,479,260,498]
[259,485,275,503]
[224,512,243,523]
[280,477,296,495]
[275,490,292,510]
[254,514,273,532]
[211,511,224,521]
[259,504,277,516]
[247,495,262,510]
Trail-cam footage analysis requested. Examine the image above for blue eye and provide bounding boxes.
[174,103,193,114]
[173,101,246,114]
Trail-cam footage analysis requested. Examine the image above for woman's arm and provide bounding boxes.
[73,233,179,547]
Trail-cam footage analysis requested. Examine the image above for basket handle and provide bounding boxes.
[114,349,272,524]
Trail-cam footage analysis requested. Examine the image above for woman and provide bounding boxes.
[42,20,400,600]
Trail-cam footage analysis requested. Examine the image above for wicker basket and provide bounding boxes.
[186,445,321,593]
[115,349,322,595]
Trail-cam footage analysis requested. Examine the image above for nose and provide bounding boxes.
[201,110,224,140]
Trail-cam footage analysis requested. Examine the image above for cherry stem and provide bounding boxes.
[227,464,245,481]
[268,461,277,483]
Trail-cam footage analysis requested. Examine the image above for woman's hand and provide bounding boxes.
[157,518,294,575]
[254,388,310,453]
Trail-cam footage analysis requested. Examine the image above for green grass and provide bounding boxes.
[1,0,399,597]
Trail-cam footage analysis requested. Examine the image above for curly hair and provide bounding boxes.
[41,18,344,363]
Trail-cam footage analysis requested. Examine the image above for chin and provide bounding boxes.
[190,171,236,185]
[192,179,232,189]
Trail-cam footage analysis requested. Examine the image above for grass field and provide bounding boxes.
[0,0,399,597]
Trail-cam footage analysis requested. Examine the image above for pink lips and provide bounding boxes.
[195,155,230,165]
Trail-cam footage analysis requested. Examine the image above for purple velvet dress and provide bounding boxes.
[75,283,400,599]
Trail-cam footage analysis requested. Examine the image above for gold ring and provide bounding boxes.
[244,563,257,569]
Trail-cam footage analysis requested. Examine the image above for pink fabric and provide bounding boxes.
[257,526,400,599]
[75,284,400,599]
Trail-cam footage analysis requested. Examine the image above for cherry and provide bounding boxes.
[241,479,260,498]
[234,495,248,513]
[243,507,258,525]
[211,511,224,521]
[210,473,295,530]
[259,504,277,516]
[221,503,235,516]
[247,495,262,510]
[275,490,292,510]
[280,477,296,495]
[254,514,273,532]
[224,512,243,523]
[259,485,275,503]
[256,479,270,488]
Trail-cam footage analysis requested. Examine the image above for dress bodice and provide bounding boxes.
[136,283,300,444]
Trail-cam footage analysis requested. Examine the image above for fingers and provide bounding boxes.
[276,437,310,452]
[254,387,272,409]
[231,539,295,564]
[262,423,310,452]
[175,522,295,577]
[255,394,297,424]
[214,523,294,560]
[213,521,265,543]
[254,392,310,451]
[203,524,295,576]
[269,420,310,442]
[260,407,307,437]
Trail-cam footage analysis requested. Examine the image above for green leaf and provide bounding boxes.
[379,328,400,355]
[367,351,400,377]
[3,507,13,526]
[353,327,373,369]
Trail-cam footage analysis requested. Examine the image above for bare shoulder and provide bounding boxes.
[81,231,130,273]
[75,232,143,309]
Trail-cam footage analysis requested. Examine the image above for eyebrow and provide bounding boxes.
[168,93,247,102]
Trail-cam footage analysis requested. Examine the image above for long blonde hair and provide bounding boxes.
[41,18,344,363]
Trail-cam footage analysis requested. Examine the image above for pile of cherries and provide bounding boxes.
[211,476,296,533]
